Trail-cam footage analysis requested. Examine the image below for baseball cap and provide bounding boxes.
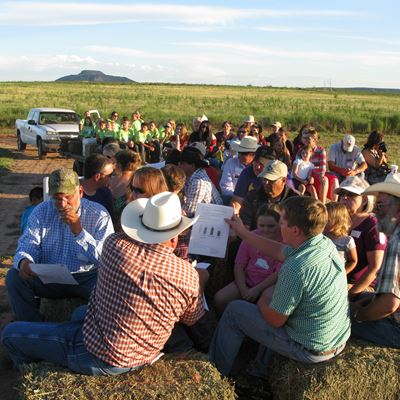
[342,134,355,152]
[271,121,282,129]
[258,160,288,180]
[48,168,79,196]
[189,142,207,157]
[334,176,369,196]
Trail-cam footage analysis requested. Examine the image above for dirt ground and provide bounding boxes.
[0,135,73,399]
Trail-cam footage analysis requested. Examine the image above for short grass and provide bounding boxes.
[2,82,400,135]
[0,148,13,172]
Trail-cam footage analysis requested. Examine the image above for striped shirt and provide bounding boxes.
[182,168,223,217]
[13,199,114,272]
[375,225,400,323]
[270,234,351,351]
[83,233,205,368]
[310,145,327,175]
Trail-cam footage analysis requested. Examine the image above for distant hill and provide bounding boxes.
[56,70,135,83]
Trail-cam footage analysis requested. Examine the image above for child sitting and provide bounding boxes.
[324,202,357,274]
[20,186,43,234]
[291,144,318,198]
[214,204,283,315]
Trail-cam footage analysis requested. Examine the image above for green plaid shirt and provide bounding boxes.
[375,225,400,323]
[270,234,351,351]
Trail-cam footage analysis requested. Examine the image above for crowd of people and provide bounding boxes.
[1,112,399,387]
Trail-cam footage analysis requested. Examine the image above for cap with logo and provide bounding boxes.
[258,160,288,180]
[48,168,80,196]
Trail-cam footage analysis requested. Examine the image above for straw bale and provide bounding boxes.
[18,354,236,400]
[40,297,86,322]
[268,339,400,400]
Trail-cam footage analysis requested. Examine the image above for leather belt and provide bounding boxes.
[306,347,337,356]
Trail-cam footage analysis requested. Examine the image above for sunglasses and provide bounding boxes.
[131,186,145,194]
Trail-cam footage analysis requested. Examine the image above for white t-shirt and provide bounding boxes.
[292,159,314,180]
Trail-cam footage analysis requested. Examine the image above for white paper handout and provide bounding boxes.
[30,264,79,285]
[188,203,234,258]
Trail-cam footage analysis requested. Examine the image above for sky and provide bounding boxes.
[1,0,400,88]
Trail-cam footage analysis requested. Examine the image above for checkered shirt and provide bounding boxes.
[310,145,327,174]
[375,225,400,323]
[182,168,223,217]
[13,198,114,272]
[83,232,205,368]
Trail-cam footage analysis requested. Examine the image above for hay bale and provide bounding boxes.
[268,339,400,400]
[19,354,236,400]
[40,298,87,322]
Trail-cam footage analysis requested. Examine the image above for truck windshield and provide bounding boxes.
[38,112,79,125]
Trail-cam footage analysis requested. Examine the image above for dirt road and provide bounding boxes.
[0,135,73,256]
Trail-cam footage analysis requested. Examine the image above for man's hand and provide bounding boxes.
[58,206,82,235]
[19,259,37,280]
[225,213,247,237]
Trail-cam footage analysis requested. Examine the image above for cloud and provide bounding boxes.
[172,41,400,66]
[0,2,362,27]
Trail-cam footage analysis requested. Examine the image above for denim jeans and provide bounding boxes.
[351,317,400,348]
[209,300,345,377]
[1,305,141,376]
[6,268,97,322]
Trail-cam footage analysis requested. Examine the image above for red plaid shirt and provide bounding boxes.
[83,232,205,368]
[310,145,327,174]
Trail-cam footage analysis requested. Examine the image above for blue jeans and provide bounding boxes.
[1,305,142,376]
[6,268,97,321]
[351,317,400,348]
[209,300,345,377]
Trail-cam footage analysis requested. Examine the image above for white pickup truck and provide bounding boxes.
[16,108,81,159]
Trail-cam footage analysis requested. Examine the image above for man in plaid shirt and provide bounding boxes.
[179,145,223,218]
[350,174,400,348]
[2,192,205,375]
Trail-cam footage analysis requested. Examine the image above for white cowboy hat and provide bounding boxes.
[363,172,400,198]
[121,192,198,244]
[230,136,259,153]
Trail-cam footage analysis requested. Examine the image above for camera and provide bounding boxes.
[378,142,388,153]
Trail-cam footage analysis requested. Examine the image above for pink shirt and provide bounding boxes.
[235,229,283,288]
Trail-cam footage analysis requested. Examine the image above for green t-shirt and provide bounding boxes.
[270,234,350,351]
[131,120,142,135]
[118,128,133,143]
[134,130,147,144]
[149,128,160,140]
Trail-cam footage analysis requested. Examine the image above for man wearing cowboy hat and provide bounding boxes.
[2,192,205,375]
[219,136,260,205]
[350,172,400,348]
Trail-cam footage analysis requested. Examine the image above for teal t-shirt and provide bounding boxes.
[270,234,350,351]
[80,125,94,138]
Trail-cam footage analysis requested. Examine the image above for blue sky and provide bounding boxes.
[1,0,400,87]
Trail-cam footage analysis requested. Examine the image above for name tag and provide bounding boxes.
[379,232,386,245]
[351,230,361,238]
[255,258,270,270]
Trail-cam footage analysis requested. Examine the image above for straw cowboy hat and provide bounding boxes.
[121,192,198,244]
[363,172,400,198]
[230,136,259,153]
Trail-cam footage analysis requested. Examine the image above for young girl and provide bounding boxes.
[291,144,318,198]
[214,204,283,315]
[324,202,358,274]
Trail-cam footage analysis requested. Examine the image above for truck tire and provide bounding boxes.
[17,132,26,151]
[37,138,47,160]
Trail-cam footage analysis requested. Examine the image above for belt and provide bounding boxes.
[306,347,338,356]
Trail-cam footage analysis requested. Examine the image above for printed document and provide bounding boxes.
[29,264,79,285]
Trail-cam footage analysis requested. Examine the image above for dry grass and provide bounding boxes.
[269,339,400,400]
[19,354,236,400]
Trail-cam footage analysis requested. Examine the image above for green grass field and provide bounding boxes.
[1,81,400,163]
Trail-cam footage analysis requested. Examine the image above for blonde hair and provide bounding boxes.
[326,202,351,237]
